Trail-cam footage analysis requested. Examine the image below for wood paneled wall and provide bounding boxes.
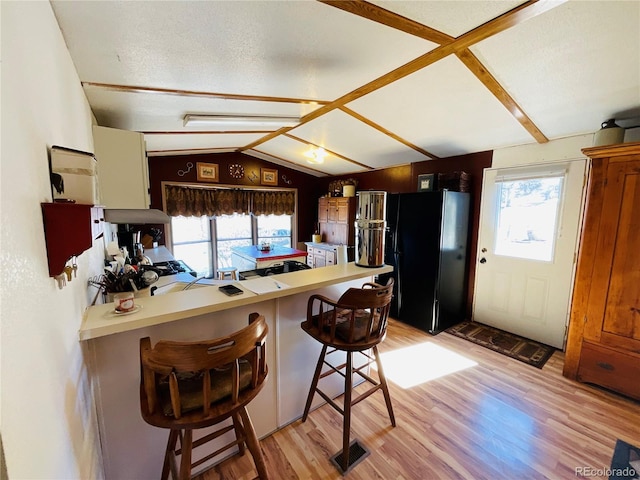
[147,150,492,317]
[147,152,325,244]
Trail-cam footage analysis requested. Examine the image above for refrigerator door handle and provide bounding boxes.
[431,297,439,333]
[394,251,402,315]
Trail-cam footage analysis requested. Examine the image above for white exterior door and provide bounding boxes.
[472,160,586,348]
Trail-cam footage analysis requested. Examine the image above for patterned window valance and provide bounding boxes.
[164,184,295,217]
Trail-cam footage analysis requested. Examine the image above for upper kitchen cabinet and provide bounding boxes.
[93,126,150,209]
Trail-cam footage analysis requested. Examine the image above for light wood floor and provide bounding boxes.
[197,318,640,480]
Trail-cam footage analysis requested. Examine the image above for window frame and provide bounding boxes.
[161,181,298,273]
[491,166,568,263]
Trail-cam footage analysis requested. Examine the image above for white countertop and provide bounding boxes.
[79,262,392,341]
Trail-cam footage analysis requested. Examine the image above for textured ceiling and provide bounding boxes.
[51,0,640,177]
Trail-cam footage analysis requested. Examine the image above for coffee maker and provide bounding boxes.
[116,224,141,262]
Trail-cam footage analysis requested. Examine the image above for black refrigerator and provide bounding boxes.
[377,191,470,334]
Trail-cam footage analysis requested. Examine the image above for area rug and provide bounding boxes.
[609,439,640,480]
[445,321,555,368]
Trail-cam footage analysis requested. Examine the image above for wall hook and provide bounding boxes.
[177,162,194,177]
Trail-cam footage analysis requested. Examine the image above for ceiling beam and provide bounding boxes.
[147,147,237,156]
[323,0,550,144]
[339,106,439,159]
[241,0,562,152]
[455,50,548,143]
[284,133,374,170]
[142,130,274,135]
[318,0,455,44]
[250,149,330,176]
[82,82,330,105]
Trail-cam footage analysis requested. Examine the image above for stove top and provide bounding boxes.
[239,260,311,280]
[143,260,196,277]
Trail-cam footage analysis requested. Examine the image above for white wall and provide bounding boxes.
[491,134,594,167]
[492,131,640,168]
[1,2,104,478]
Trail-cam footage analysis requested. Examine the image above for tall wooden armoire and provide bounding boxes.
[563,142,640,400]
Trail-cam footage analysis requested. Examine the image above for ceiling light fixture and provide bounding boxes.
[305,146,327,164]
[183,114,300,129]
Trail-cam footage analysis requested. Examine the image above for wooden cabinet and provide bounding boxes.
[318,197,356,249]
[563,142,640,400]
[93,126,150,209]
[41,203,104,277]
[306,244,337,268]
[318,197,328,223]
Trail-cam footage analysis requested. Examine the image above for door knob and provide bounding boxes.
[479,257,487,264]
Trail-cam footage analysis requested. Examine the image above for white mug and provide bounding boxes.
[114,292,135,312]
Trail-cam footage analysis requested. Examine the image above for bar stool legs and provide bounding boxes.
[301,345,396,473]
[300,278,395,474]
[239,407,270,480]
[302,344,328,422]
[373,345,396,427]
[341,351,353,473]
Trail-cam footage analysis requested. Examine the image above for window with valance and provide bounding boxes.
[164,184,296,217]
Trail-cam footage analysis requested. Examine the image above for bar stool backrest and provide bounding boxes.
[140,313,268,428]
[304,278,394,349]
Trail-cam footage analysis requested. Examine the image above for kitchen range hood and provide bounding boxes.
[104,209,171,224]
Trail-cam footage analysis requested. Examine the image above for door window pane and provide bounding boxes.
[494,176,564,261]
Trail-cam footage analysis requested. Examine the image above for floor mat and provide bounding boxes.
[609,439,640,480]
[445,321,555,368]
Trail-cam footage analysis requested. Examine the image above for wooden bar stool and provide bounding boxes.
[217,267,238,280]
[301,278,395,474]
[139,313,270,480]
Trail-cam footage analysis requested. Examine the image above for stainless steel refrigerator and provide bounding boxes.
[377,191,470,334]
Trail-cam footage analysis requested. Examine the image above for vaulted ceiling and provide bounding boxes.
[51,0,640,177]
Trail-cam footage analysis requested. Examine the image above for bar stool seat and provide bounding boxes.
[139,313,270,480]
[217,267,238,280]
[300,278,395,474]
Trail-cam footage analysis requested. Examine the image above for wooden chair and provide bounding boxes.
[139,313,270,480]
[301,278,395,473]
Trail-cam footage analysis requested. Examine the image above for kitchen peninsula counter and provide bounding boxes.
[81,262,392,479]
[80,262,390,341]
